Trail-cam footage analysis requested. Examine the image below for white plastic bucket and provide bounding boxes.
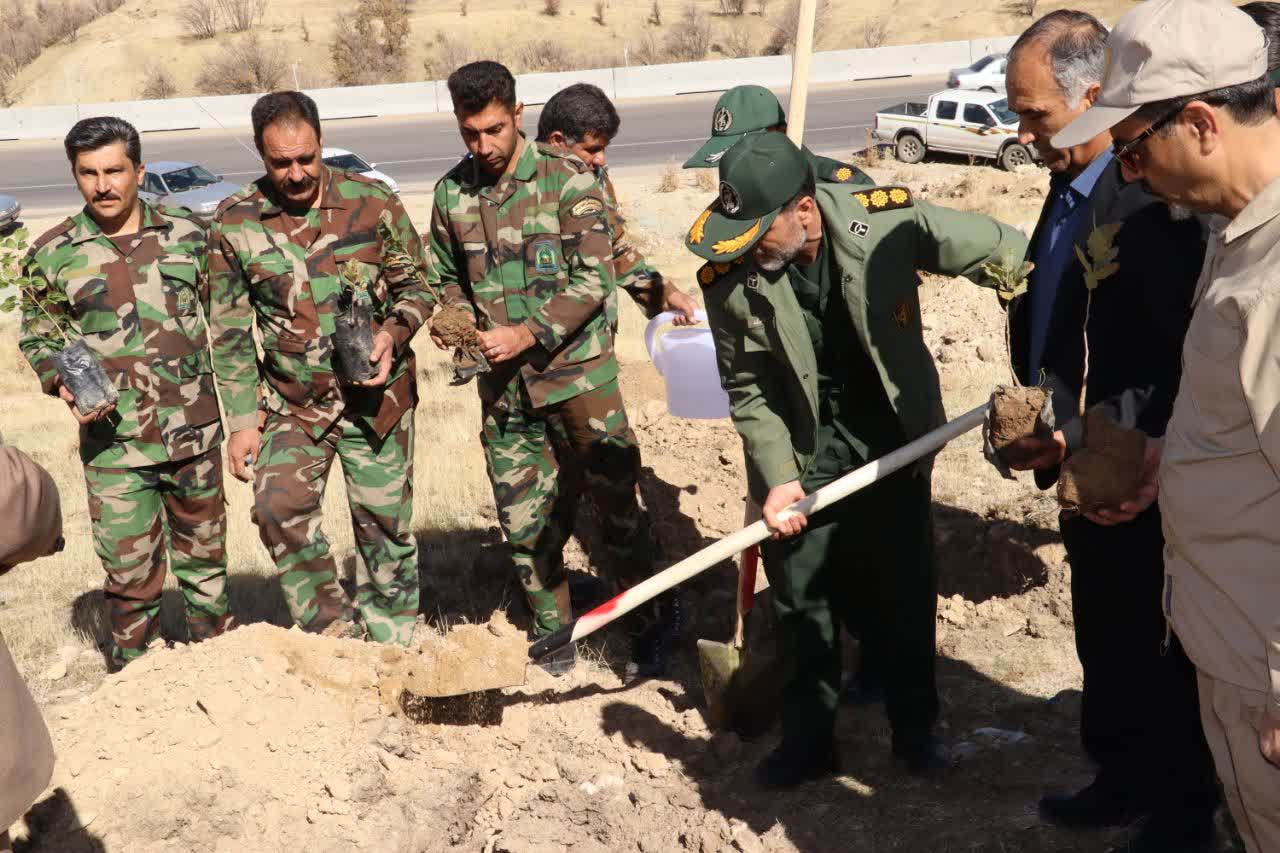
[644,310,731,420]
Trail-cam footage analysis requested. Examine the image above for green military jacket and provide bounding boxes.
[208,166,432,440]
[429,138,616,408]
[701,183,1027,501]
[600,171,665,326]
[20,202,223,469]
[806,148,873,188]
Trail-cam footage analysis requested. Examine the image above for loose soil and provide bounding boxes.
[1057,407,1147,513]
[432,305,482,349]
[988,385,1049,452]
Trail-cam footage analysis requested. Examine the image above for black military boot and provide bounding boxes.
[623,593,681,684]
[892,735,951,777]
[755,739,840,789]
[840,666,886,707]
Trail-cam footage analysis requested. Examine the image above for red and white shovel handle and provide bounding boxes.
[529,404,988,660]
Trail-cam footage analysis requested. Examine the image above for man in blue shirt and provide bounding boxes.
[1003,11,1216,853]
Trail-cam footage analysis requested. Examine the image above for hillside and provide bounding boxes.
[4,0,1139,108]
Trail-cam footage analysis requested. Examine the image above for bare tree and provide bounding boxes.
[425,32,472,78]
[196,33,286,94]
[647,0,660,25]
[717,0,745,14]
[516,40,573,72]
[592,0,604,25]
[216,0,265,33]
[300,14,309,42]
[766,0,828,55]
[632,31,666,64]
[541,0,560,15]
[664,3,710,61]
[179,0,219,39]
[330,0,411,85]
[140,63,177,99]
[860,15,887,48]
[38,0,93,46]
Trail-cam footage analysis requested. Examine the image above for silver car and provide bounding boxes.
[139,161,240,216]
[0,193,20,232]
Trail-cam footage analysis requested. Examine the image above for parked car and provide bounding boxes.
[322,148,400,194]
[139,162,240,216]
[872,90,1035,171]
[0,193,20,232]
[946,54,1008,93]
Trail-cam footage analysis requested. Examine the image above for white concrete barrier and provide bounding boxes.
[0,30,1032,141]
[613,55,792,100]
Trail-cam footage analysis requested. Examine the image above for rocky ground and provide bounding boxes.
[3,160,1236,852]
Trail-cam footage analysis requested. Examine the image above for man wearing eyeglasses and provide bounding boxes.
[1001,11,1215,851]
[1053,0,1280,849]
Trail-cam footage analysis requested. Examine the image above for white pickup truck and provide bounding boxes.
[871,90,1036,171]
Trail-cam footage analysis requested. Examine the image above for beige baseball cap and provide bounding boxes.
[1052,0,1267,149]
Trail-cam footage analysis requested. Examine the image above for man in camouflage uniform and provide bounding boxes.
[429,61,672,678]
[208,92,431,644]
[19,116,230,669]
[684,84,873,187]
[535,83,699,328]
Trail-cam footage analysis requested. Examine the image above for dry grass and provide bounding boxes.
[657,160,681,193]
[694,168,717,193]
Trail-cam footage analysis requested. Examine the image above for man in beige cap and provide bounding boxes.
[0,437,63,851]
[1053,0,1280,848]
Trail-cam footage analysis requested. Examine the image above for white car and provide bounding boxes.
[946,54,1008,93]
[322,147,399,194]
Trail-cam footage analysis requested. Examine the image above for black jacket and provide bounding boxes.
[1009,158,1207,489]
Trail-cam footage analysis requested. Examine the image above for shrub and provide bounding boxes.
[329,0,411,86]
[664,3,710,62]
[766,0,829,55]
[178,0,219,39]
[860,15,887,48]
[542,0,559,16]
[216,0,265,33]
[647,0,659,25]
[592,0,604,25]
[657,160,679,193]
[721,25,753,57]
[516,40,573,72]
[195,33,286,94]
[140,63,177,99]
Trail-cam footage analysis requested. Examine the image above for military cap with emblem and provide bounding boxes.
[683,85,788,169]
[686,132,810,262]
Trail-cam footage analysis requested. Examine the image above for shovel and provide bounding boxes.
[696,541,783,736]
[528,404,989,663]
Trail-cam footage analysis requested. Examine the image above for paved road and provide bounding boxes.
[0,75,948,216]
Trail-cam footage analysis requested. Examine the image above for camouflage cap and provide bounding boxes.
[685,132,809,262]
[682,85,787,169]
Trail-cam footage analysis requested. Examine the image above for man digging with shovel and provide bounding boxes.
[692,133,1026,786]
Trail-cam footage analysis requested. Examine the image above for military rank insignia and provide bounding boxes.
[834,167,853,182]
[850,220,870,238]
[854,186,913,212]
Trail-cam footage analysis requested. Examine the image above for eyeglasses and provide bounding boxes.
[1112,108,1181,170]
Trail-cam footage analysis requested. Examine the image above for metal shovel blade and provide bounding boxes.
[696,638,782,739]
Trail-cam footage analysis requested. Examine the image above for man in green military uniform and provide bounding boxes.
[687,82,885,703]
[19,116,231,670]
[535,82,699,328]
[690,133,1026,786]
[209,91,431,645]
[429,61,673,678]
[684,84,872,187]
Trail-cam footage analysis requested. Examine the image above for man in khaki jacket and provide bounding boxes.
[1053,0,1280,848]
[0,438,63,851]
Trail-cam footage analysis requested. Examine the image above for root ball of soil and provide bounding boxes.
[989,385,1049,450]
[433,305,480,348]
[1057,407,1146,512]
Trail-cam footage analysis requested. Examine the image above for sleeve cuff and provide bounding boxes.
[226,413,260,434]
[524,316,560,354]
[1060,416,1084,454]
[382,317,415,358]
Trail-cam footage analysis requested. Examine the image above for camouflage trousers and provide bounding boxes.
[481,377,653,635]
[84,449,230,668]
[253,408,419,645]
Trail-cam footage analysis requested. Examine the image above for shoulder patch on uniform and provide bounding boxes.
[536,142,592,173]
[569,197,604,218]
[214,185,260,218]
[853,186,912,212]
[833,166,854,182]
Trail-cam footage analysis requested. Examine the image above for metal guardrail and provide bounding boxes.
[0,35,1018,142]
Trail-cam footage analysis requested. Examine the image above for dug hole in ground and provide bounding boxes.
[3,159,1172,852]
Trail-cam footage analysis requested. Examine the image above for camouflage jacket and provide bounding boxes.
[208,166,432,441]
[429,139,616,408]
[600,171,665,325]
[19,202,223,469]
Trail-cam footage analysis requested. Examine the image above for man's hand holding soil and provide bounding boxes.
[1004,431,1067,471]
[1082,436,1161,526]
